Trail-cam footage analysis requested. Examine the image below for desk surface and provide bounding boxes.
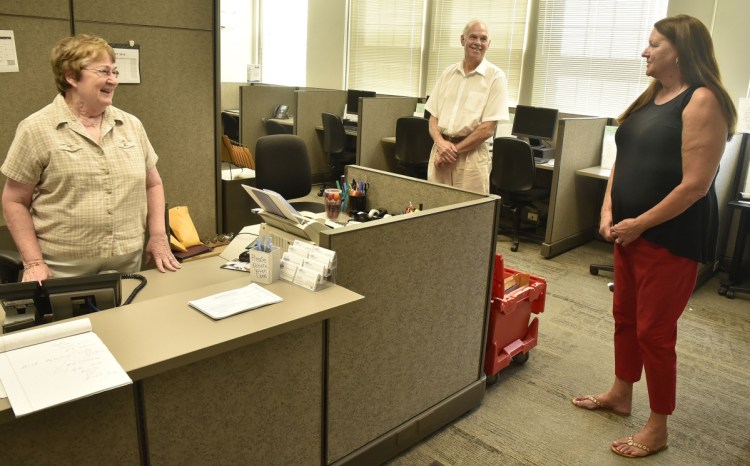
[0,257,363,419]
[268,117,294,126]
[576,165,611,180]
[316,124,358,137]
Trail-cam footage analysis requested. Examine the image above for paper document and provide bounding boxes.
[0,318,132,417]
[0,30,20,73]
[189,283,283,320]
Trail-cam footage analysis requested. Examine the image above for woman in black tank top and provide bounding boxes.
[571,15,737,458]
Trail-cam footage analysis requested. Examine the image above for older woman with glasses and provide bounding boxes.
[2,34,180,282]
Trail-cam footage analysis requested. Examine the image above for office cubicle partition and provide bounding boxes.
[541,117,608,257]
[0,0,218,244]
[318,166,499,464]
[357,96,419,172]
[240,84,298,151]
[295,89,347,179]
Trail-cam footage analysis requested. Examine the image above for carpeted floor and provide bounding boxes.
[386,236,750,466]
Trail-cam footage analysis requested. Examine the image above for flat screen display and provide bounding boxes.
[346,89,376,115]
[511,105,559,144]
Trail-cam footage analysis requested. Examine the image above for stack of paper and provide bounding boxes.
[0,318,131,417]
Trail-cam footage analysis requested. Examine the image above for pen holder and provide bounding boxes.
[246,246,281,284]
[347,193,366,215]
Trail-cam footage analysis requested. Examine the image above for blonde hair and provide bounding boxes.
[618,15,736,139]
[50,34,115,94]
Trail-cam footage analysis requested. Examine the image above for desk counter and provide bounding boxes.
[0,258,363,465]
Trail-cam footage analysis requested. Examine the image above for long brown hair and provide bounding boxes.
[618,15,736,140]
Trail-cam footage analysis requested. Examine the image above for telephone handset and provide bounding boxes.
[273,104,289,119]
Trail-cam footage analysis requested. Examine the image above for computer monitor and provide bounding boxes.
[511,105,559,148]
[43,271,122,321]
[345,89,376,119]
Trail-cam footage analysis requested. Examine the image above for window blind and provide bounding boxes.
[426,0,528,103]
[347,0,426,96]
[531,0,667,117]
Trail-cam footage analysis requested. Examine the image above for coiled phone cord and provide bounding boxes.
[122,273,148,305]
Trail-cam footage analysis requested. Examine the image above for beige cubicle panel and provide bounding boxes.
[0,386,139,464]
[295,89,347,180]
[240,84,297,151]
[541,117,608,257]
[318,166,498,465]
[358,97,419,172]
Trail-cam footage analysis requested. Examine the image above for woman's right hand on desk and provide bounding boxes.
[22,261,53,284]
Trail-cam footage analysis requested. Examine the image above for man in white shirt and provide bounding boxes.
[425,20,510,194]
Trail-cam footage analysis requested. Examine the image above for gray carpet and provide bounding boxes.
[386,236,750,466]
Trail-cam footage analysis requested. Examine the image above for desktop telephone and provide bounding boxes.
[273,104,289,119]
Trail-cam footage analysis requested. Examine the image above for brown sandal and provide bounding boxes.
[611,435,668,458]
[571,395,630,416]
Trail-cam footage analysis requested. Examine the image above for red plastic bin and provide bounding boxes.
[484,254,546,382]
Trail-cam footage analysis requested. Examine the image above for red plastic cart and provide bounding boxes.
[484,254,547,385]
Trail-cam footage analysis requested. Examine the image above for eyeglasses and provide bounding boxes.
[83,68,120,78]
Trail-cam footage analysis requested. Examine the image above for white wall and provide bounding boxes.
[306,0,347,89]
[669,0,750,104]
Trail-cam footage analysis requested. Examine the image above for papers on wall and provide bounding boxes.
[247,64,261,82]
[0,30,19,73]
[112,43,141,84]
[738,98,750,134]
[188,283,283,320]
[0,318,132,417]
[600,125,617,170]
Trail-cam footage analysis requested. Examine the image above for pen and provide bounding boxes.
[266,236,273,253]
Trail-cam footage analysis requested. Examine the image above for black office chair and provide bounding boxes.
[491,137,550,252]
[0,250,23,284]
[394,116,432,180]
[254,135,325,213]
[221,111,240,144]
[264,119,293,135]
[321,112,356,180]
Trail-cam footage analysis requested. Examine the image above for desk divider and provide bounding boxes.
[240,84,297,152]
[542,117,607,257]
[318,166,499,464]
[358,97,419,172]
[294,89,347,179]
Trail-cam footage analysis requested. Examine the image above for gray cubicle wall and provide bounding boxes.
[318,166,499,464]
[295,88,347,180]
[542,117,608,257]
[358,96,419,172]
[0,0,218,244]
[240,84,297,152]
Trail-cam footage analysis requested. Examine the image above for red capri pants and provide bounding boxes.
[612,237,697,415]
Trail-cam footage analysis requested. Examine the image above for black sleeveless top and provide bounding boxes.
[612,86,718,263]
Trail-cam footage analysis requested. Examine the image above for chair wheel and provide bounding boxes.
[511,244,519,252]
[590,265,599,275]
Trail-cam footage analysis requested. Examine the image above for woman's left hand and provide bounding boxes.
[611,218,643,247]
[146,236,181,272]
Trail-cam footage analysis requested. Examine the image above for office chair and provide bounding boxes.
[490,137,550,252]
[254,135,325,213]
[221,111,240,144]
[394,117,432,180]
[264,119,292,135]
[0,250,23,284]
[222,135,255,170]
[321,112,356,180]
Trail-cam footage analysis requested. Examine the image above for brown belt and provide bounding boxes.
[442,134,466,143]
